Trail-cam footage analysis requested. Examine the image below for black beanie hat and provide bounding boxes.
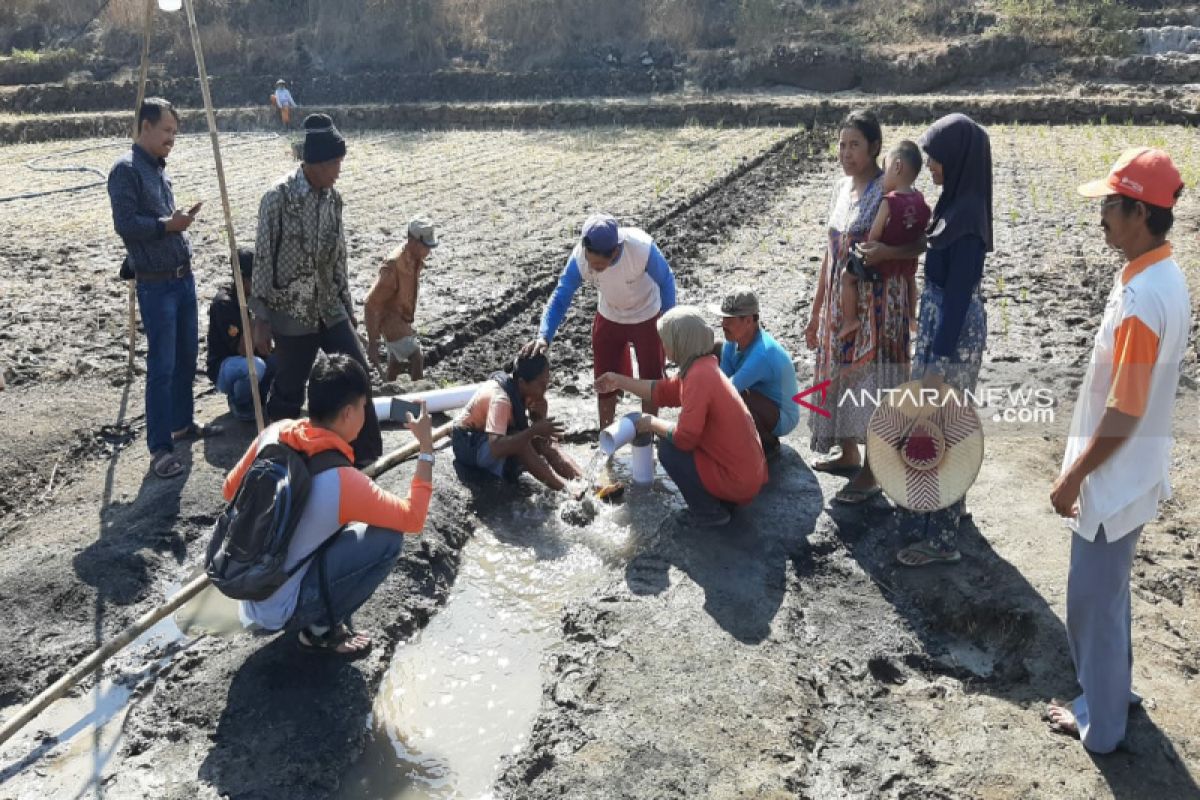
[302,113,346,164]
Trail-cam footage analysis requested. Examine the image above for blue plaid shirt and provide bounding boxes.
[107,144,193,275]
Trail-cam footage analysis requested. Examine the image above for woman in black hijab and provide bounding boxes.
[895,113,992,567]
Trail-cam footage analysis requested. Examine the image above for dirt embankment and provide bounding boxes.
[0,67,681,116]
[2,93,1198,147]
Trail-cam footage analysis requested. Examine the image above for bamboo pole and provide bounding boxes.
[126,0,155,372]
[0,423,450,748]
[0,572,209,749]
[363,421,453,479]
[181,0,264,432]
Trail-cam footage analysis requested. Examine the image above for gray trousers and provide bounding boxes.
[1066,524,1143,753]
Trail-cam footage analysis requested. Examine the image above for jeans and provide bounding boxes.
[216,355,272,421]
[136,274,198,454]
[285,524,405,632]
[658,439,725,517]
[268,318,383,465]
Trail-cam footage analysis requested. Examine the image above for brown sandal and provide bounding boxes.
[151,450,185,479]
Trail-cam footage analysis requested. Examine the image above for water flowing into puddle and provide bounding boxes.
[338,452,678,800]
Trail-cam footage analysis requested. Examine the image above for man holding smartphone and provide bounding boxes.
[108,97,221,480]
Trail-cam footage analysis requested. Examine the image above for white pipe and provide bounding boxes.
[631,444,654,484]
[373,383,483,420]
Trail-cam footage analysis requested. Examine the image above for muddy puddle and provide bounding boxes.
[0,596,194,798]
[336,452,679,800]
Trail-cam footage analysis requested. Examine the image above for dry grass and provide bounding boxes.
[8,0,1138,67]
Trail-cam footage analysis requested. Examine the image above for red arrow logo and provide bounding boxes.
[793,379,832,418]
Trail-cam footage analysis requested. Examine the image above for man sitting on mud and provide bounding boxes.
[108,97,222,480]
[206,248,274,422]
[451,353,583,492]
[364,217,437,382]
[522,213,677,431]
[249,113,383,467]
[709,287,799,463]
[1048,148,1190,752]
[225,353,434,657]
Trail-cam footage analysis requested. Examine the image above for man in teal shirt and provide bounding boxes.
[710,288,798,460]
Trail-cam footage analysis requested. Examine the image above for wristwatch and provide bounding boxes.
[417,452,435,464]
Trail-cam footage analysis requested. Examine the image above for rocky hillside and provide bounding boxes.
[0,0,1198,102]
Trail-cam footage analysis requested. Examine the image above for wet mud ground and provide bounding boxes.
[0,121,1198,799]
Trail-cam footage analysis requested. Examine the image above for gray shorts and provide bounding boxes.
[385,335,421,362]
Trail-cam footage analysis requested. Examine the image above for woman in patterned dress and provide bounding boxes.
[892,113,993,567]
[805,110,917,503]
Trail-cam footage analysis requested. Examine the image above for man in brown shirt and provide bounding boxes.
[364,217,436,381]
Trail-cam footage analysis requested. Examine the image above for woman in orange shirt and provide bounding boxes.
[596,306,767,527]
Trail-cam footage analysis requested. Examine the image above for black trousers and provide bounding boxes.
[268,318,383,466]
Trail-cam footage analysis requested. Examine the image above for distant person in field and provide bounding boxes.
[838,140,930,343]
[225,354,434,658]
[522,213,677,431]
[709,287,799,463]
[364,217,437,382]
[891,113,992,567]
[271,79,297,127]
[451,352,583,492]
[206,248,274,422]
[108,97,222,480]
[250,113,383,467]
[1046,148,1189,752]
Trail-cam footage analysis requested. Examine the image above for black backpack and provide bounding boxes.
[206,442,350,601]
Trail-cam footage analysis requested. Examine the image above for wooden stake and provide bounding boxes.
[126,0,155,372]
[181,0,264,433]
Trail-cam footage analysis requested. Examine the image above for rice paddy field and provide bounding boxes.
[0,121,1197,799]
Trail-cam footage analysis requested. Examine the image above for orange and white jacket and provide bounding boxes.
[223,419,432,629]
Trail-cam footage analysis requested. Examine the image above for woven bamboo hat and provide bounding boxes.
[866,380,984,512]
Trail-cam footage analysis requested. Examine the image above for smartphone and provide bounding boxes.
[390,398,423,422]
[187,201,203,216]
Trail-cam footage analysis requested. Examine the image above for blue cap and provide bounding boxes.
[581,214,623,255]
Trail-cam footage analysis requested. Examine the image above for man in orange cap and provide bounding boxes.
[1047,148,1189,752]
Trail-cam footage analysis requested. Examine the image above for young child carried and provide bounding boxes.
[838,140,931,341]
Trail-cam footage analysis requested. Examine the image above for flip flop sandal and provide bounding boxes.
[172,422,224,442]
[811,458,861,475]
[151,451,185,479]
[833,486,883,505]
[896,541,962,567]
[297,624,373,660]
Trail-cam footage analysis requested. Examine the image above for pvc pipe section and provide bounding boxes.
[600,413,654,485]
[373,383,483,421]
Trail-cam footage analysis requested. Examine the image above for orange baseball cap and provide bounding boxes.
[1078,147,1184,208]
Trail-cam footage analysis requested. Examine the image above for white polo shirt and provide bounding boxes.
[1062,243,1190,542]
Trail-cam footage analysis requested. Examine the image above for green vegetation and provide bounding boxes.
[994,0,1136,56]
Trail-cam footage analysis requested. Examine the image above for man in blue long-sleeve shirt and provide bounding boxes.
[523,214,676,429]
[108,97,221,479]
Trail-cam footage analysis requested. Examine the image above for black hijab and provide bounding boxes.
[920,113,993,252]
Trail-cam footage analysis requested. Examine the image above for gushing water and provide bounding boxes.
[337,451,678,800]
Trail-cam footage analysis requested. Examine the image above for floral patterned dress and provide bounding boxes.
[809,173,915,453]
